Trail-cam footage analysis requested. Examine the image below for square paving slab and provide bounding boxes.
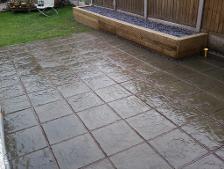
[57,81,90,98]
[78,104,120,130]
[109,95,151,118]
[1,31,224,169]
[182,116,224,150]
[68,91,104,112]
[96,84,132,102]
[183,155,224,169]
[215,147,224,160]
[82,159,114,169]
[1,95,30,114]
[127,110,176,140]
[92,121,143,155]
[6,126,48,160]
[43,114,87,144]
[35,100,73,123]
[52,134,105,169]
[110,143,172,169]
[4,108,38,133]
[11,148,59,169]
[28,88,61,106]
[150,129,207,168]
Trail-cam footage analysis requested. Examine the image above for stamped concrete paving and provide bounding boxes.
[0,31,224,169]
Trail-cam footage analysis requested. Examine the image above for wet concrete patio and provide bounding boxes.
[0,31,224,169]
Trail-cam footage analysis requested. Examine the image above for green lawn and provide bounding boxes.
[0,6,90,47]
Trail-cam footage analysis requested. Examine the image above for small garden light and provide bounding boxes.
[204,48,208,58]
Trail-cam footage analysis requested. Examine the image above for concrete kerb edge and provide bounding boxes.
[0,106,10,169]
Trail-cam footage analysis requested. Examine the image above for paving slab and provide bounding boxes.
[150,129,207,168]
[109,95,151,118]
[110,143,172,169]
[82,159,114,169]
[4,108,38,133]
[52,134,105,169]
[183,155,224,169]
[95,84,132,102]
[35,100,73,123]
[28,89,61,106]
[182,116,224,150]
[83,74,116,90]
[215,147,224,160]
[92,121,143,155]
[43,114,87,144]
[1,95,30,114]
[11,148,59,169]
[57,81,90,98]
[156,103,201,126]
[78,104,120,130]
[127,110,176,140]
[68,91,103,112]
[6,126,48,160]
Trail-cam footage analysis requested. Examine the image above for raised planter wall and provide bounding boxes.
[73,6,208,58]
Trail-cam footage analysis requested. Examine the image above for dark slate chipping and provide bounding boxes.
[85,6,194,37]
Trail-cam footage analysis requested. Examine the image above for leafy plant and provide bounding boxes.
[8,0,36,11]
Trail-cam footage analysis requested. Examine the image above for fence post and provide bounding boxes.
[144,0,148,19]
[113,0,117,10]
[196,0,205,32]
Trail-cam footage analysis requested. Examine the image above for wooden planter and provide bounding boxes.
[73,6,208,58]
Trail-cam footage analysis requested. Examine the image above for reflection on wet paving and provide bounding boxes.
[182,116,224,150]
[0,31,224,169]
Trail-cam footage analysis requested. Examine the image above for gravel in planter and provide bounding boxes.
[85,6,195,37]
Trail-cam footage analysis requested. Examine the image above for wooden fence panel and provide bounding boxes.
[93,0,103,6]
[117,0,144,16]
[92,0,199,26]
[147,0,199,27]
[202,0,224,33]
[93,0,113,8]
[91,0,224,34]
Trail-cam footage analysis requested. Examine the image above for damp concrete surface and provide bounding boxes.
[0,31,224,169]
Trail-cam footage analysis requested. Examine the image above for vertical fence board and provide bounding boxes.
[116,0,144,16]
[93,0,113,8]
[202,0,224,33]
